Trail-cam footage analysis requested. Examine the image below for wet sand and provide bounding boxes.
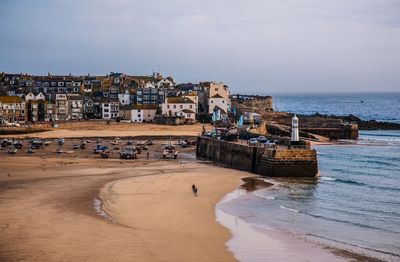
[1,122,211,139]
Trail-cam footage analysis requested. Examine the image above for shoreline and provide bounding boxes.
[97,161,250,261]
[216,178,393,262]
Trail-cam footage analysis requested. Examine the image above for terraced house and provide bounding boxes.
[0,96,26,122]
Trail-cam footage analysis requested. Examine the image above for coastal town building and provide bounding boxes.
[131,104,157,123]
[24,92,46,122]
[101,100,119,120]
[136,85,166,106]
[208,94,229,116]
[0,95,26,122]
[55,94,69,121]
[161,97,197,123]
[118,90,131,105]
[67,94,83,120]
[119,105,133,120]
[83,98,101,119]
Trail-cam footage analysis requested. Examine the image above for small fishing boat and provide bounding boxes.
[100,150,112,158]
[7,148,17,154]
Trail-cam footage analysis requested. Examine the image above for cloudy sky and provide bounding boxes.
[1,0,399,93]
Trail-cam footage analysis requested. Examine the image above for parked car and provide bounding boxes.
[257,136,268,143]
[264,140,277,147]
[248,138,259,146]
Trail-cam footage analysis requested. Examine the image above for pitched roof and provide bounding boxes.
[166,97,195,104]
[132,104,158,110]
[212,105,227,114]
[211,94,224,99]
[0,96,24,103]
[67,94,82,100]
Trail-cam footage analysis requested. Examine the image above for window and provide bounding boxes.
[190,105,192,109]
[180,105,183,109]
[187,114,191,117]
[222,100,225,103]
[138,109,141,112]
[138,114,141,118]
[167,105,170,109]
[211,100,213,103]
[173,105,176,109]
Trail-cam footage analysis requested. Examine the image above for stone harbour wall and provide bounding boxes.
[196,136,318,177]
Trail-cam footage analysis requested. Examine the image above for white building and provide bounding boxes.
[0,96,26,122]
[55,94,68,121]
[67,94,83,120]
[161,97,196,123]
[156,78,175,89]
[182,92,198,113]
[131,104,157,123]
[208,94,229,115]
[118,90,131,105]
[101,100,119,120]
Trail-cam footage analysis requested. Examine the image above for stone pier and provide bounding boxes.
[196,136,318,177]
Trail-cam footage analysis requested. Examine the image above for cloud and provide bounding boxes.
[0,0,399,93]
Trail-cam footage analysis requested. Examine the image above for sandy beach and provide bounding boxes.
[0,151,248,261]
[0,124,385,261]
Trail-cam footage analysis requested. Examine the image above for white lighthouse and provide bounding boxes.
[291,115,299,143]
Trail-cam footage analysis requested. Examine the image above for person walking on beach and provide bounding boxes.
[146,151,149,160]
[192,184,198,196]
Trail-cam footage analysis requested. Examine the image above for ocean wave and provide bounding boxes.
[303,212,392,233]
[253,191,276,200]
[280,205,299,213]
[320,177,400,192]
[320,176,335,181]
[304,233,400,262]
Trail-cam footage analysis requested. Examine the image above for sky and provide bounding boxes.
[0,0,399,93]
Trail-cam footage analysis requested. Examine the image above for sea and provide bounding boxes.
[272,92,400,123]
[216,93,400,261]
